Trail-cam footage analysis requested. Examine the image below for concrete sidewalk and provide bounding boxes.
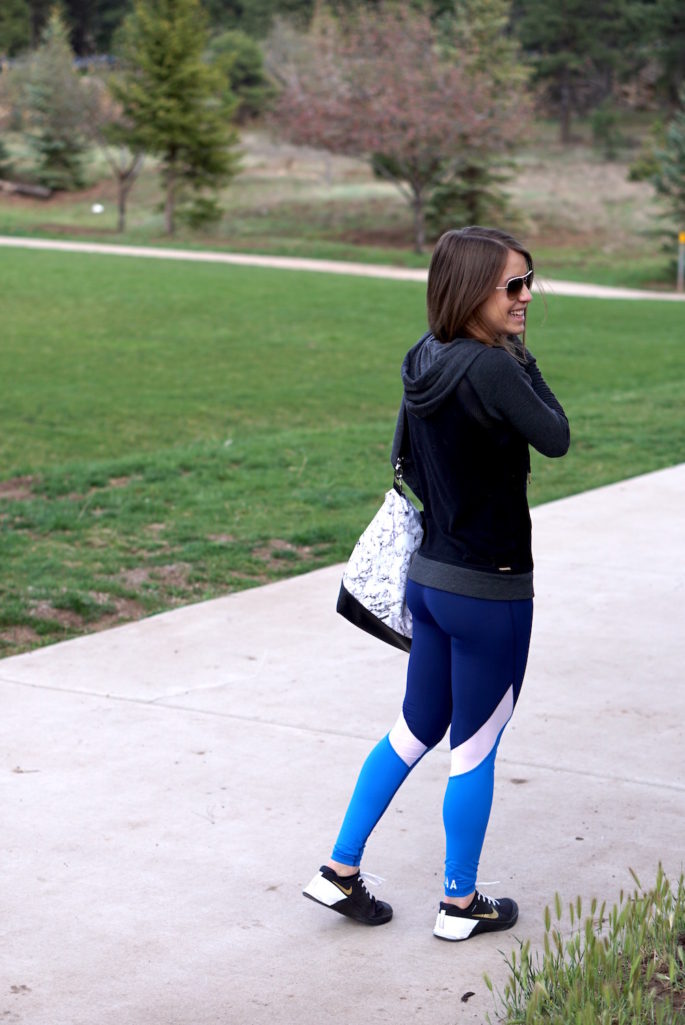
[3,465,684,1025]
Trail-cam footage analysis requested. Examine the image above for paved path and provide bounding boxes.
[3,464,684,1025]
[1,234,684,301]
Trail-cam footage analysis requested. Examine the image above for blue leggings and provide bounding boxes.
[331,581,533,896]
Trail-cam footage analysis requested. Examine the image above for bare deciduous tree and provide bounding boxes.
[269,4,526,251]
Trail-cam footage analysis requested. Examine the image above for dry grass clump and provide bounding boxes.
[487,867,685,1024]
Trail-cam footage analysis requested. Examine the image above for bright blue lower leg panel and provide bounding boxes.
[443,743,499,896]
[331,735,412,867]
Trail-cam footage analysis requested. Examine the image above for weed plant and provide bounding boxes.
[486,867,685,1024]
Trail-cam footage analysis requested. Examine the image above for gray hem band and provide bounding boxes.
[408,552,534,601]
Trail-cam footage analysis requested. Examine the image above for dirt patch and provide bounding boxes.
[118,567,151,588]
[2,596,148,655]
[208,533,237,544]
[0,625,41,647]
[28,590,136,627]
[22,594,146,634]
[29,601,84,628]
[252,538,313,570]
[93,597,146,630]
[117,563,192,589]
[151,562,192,587]
[0,476,35,501]
[648,958,685,1012]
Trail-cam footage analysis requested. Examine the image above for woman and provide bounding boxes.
[303,227,570,941]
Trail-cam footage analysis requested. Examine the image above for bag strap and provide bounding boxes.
[393,455,406,495]
[392,391,409,495]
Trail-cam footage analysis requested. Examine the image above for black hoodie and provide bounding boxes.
[392,333,570,601]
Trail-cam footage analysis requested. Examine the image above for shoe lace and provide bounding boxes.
[358,871,385,903]
[476,889,501,908]
[360,871,385,888]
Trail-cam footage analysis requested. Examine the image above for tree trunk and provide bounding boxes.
[412,188,425,254]
[117,176,126,233]
[117,177,131,233]
[164,162,176,235]
[559,65,572,144]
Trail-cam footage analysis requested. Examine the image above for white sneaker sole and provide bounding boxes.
[433,909,478,941]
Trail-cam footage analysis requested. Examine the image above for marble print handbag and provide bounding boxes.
[336,461,423,652]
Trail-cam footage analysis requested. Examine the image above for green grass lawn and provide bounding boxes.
[2,247,684,654]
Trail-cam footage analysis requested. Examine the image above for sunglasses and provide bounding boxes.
[495,268,534,299]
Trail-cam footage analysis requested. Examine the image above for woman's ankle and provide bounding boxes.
[442,891,475,909]
[326,859,360,878]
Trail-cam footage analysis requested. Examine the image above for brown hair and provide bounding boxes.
[426,226,533,352]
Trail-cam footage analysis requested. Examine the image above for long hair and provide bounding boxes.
[426,226,533,352]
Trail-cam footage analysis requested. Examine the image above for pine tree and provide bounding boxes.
[203,0,314,37]
[650,0,685,105]
[206,29,275,123]
[112,0,240,234]
[62,0,131,55]
[515,0,650,143]
[425,0,528,237]
[23,7,90,190]
[0,0,32,56]
[653,87,685,231]
[25,0,52,48]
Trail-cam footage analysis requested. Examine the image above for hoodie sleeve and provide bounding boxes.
[467,347,570,457]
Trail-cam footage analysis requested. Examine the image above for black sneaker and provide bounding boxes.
[303,866,393,926]
[433,890,518,941]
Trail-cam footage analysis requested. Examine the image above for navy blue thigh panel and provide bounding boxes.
[404,581,533,752]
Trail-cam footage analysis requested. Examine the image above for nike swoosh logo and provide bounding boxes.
[331,881,353,896]
[473,910,499,920]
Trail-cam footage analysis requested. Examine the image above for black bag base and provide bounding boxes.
[336,580,412,653]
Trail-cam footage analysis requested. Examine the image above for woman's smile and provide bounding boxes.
[479,249,533,338]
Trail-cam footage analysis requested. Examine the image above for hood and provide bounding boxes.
[401,332,485,418]
[390,333,486,481]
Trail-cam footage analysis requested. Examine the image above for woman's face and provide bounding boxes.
[478,248,533,338]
